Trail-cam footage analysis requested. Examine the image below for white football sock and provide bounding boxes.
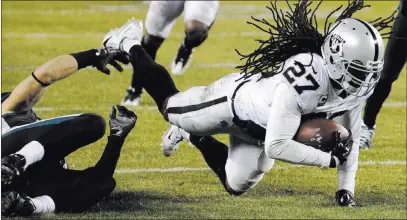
[16,141,45,169]
[31,195,55,214]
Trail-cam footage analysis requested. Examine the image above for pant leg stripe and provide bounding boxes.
[167,96,228,114]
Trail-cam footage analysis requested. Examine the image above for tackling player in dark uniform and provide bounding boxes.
[360,0,407,148]
[1,48,135,217]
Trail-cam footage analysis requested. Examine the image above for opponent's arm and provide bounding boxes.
[2,55,77,113]
[264,83,334,168]
[334,104,362,206]
[2,49,128,114]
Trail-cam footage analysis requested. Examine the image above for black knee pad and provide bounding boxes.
[185,28,209,48]
[78,113,106,139]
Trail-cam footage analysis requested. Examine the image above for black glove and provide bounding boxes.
[94,48,130,75]
[109,105,137,138]
[331,131,353,165]
[336,189,356,207]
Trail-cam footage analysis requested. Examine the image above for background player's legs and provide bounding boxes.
[122,1,184,106]
[361,1,407,149]
[171,1,220,75]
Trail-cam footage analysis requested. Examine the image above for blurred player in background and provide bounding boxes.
[122,0,220,106]
[360,0,407,149]
[1,48,135,216]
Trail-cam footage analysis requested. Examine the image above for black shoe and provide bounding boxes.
[171,43,193,75]
[1,191,35,217]
[121,87,142,106]
[1,154,26,189]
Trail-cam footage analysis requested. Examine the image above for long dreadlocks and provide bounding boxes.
[236,0,396,81]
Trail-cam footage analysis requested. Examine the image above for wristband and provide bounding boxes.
[31,72,50,87]
[70,49,99,70]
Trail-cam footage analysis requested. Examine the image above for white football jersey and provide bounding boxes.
[232,52,366,194]
[232,53,369,127]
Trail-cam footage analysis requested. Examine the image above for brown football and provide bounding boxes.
[294,118,350,152]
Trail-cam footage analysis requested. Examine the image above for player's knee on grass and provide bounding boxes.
[225,136,275,195]
[141,34,165,60]
[225,180,245,196]
[184,20,209,49]
[225,159,268,195]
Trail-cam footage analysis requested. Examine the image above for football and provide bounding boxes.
[294,118,350,152]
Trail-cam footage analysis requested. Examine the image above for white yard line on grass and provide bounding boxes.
[114,160,406,174]
[3,31,266,39]
[32,101,407,113]
[3,63,239,71]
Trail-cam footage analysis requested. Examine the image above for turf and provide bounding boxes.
[1,1,406,219]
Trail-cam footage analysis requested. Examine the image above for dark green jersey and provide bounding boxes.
[1,92,41,128]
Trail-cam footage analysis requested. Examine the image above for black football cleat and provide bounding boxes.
[2,191,35,217]
[171,43,193,75]
[121,87,142,106]
[1,154,26,189]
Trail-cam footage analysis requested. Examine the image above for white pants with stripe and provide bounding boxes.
[166,73,275,192]
[145,1,220,38]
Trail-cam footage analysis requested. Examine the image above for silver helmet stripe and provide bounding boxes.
[354,18,379,62]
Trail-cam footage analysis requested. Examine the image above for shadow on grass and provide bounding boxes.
[82,190,216,218]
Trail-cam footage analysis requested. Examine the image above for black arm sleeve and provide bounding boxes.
[70,49,100,70]
[92,135,125,178]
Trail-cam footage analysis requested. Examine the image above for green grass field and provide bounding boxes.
[1,1,406,219]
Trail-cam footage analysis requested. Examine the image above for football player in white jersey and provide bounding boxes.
[103,1,393,206]
[121,0,220,106]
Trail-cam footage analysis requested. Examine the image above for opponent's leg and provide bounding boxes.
[23,134,127,213]
[122,1,184,106]
[1,113,105,188]
[2,113,105,160]
[171,1,219,75]
[361,1,407,149]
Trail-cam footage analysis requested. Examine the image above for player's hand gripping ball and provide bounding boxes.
[294,118,353,164]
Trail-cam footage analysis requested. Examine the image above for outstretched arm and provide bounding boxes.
[2,49,127,114]
[334,104,362,206]
[2,55,78,113]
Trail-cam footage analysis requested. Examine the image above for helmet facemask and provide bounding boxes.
[331,58,382,97]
